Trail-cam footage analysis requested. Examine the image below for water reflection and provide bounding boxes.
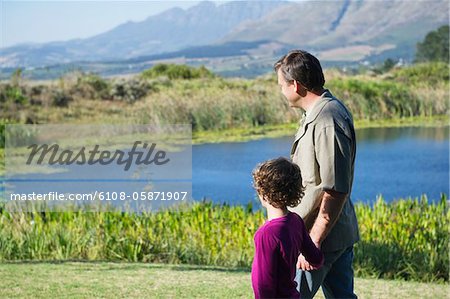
[357,126,449,142]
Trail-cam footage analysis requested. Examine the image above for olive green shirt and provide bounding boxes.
[290,90,360,252]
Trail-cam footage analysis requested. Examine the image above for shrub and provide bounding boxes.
[0,84,28,105]
[52,89,73,107]
[141,64,215,80]
[109,78,151,103]
[74,73,110,100]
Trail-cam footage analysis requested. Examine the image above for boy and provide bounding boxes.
[251,157,323,299]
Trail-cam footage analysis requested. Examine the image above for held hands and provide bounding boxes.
[296,241,322,271]
[296,254,320,271]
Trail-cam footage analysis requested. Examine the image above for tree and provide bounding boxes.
[382,58,396,72]
[415,25,449,63]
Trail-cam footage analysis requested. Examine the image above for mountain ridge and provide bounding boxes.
[0,1,289,68]
[0,0,448,77]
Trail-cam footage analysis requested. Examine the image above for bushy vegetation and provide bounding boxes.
[390,62,449,86]
[0,85,28,105]
[0,196,448,282]
[73,73,110,100]
[0,62,448,135]
[141,64,215,80]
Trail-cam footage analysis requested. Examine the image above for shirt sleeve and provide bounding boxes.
[314,125,354,194]
[300,224,324,268]
[253,231,280,298]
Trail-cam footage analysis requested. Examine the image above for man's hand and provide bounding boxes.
[297,254,320,271]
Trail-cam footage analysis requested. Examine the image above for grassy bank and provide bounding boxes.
[0,196,448,282]
[0,262,448,299]
[192,115,448,144]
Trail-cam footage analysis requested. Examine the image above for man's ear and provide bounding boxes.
[293,81,307,96]
[293,80,298,91]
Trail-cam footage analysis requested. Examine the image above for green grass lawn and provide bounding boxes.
[0,262,447,298]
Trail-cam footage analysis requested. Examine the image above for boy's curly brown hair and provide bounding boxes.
[252,157,304,209]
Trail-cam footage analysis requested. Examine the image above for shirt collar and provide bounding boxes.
[303,89,333,125]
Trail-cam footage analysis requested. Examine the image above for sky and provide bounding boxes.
[1,0,230,48]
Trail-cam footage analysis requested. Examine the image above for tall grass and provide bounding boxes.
[328,79,422,119]
[0,195,448,282]
[354,195,449,281]
[131,78,298,131]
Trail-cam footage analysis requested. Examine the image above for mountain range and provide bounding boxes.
[0,0,448,78]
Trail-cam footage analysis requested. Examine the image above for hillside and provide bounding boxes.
[0,0,448,79]
[0,1,288,68]
[223,0,449,61]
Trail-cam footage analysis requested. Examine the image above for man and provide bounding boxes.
[274,50,359,299]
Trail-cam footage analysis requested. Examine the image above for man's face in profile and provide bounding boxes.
[277,69,301,108]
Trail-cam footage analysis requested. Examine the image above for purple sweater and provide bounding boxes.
[251,212,324,299]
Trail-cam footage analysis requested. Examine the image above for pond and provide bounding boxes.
[193,126,449,205]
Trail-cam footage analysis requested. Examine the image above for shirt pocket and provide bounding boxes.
[296,137,318,185]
